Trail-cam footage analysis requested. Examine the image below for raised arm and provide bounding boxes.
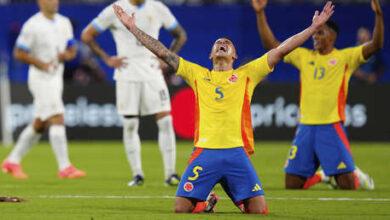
[267,1,334,69]
[81,25,127,68]
[113,4,180,71]
[362,0,384,60]
[251,0,281,50]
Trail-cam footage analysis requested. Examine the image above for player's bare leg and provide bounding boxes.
[334,172,357,189]
[123,115,144,186]
[306,168,374,190]
[174,197,196,213]
[298,170,331,190]
[243,195,268,214]
[48,114,71,170]
[48,114,85,178]
[155,111,179,186]
[33,118,49,132]
[285,173,306,189]
[2,118,45,178]
[174,193,219,213]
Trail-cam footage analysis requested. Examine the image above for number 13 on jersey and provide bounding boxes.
[314,67,325,80]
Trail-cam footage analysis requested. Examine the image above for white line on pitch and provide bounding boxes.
[37,195,390,202]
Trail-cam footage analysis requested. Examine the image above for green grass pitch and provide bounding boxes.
[0,141,390,219]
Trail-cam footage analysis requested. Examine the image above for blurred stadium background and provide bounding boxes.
[0,0,389,144]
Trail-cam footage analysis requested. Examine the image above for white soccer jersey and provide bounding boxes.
[92,0,178,82]
[16,12,74,87]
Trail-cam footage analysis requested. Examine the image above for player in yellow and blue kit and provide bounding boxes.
[253,0,384,190]
[112,1,334,213]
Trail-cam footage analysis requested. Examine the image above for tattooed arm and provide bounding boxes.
[113,4,180,71]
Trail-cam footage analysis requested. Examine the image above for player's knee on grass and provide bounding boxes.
[335,172,356,190]
[244,196,267,214]
[285,173,306,189]
[174,197,196,213]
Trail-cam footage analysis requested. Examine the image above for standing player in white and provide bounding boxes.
[81,0,187,186]
[1,0,86,179]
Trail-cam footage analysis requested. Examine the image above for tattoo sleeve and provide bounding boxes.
[131,27,180,72]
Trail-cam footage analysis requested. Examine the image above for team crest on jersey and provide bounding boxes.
[228,74,238,83]
[184,182,194,192]
[328,58,338,66]
[284,159,289,168]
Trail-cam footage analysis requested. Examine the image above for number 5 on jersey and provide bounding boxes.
[215,87,224,100]
[188,166,203,181]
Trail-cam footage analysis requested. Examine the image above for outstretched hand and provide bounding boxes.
[311,1,335,30]
[371,0,383,15]
[113,4,136,31]
[252,0,268,13]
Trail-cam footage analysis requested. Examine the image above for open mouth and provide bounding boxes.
[219,46,226,52]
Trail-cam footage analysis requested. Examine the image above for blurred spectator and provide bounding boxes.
[64,39,106,85]
[63,19,106,85]
[352,27,385,84]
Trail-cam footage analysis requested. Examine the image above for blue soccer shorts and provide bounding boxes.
[284,122,355,177]
[176,147,264,203]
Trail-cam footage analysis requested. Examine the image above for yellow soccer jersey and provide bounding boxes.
[284,45,367,124]
[176,54,273,155]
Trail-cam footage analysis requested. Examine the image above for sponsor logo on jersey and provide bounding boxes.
[228,74,238,83]
[184,182,194,192]
[337,162,347,169]
[203,77,211,81]
[309,61,315,66]
[328,58,338,66]
[252,183,262,192]
[284,159,289,168]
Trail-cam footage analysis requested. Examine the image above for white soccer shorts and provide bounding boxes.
[28,83,65,121]
[116,80,171,116]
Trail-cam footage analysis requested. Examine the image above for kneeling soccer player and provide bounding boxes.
[112,1,334,213]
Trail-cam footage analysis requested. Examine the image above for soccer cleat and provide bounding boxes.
[317,170,338,189]
[127,175,144,187]
[58,165,86,179]
[204,192,219,213]
[355,167,375,190]
[317,170,330,183]
[165,173,180,186]
[1,159,28,179]
[235,200,246,213]
[327,177,338,189]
